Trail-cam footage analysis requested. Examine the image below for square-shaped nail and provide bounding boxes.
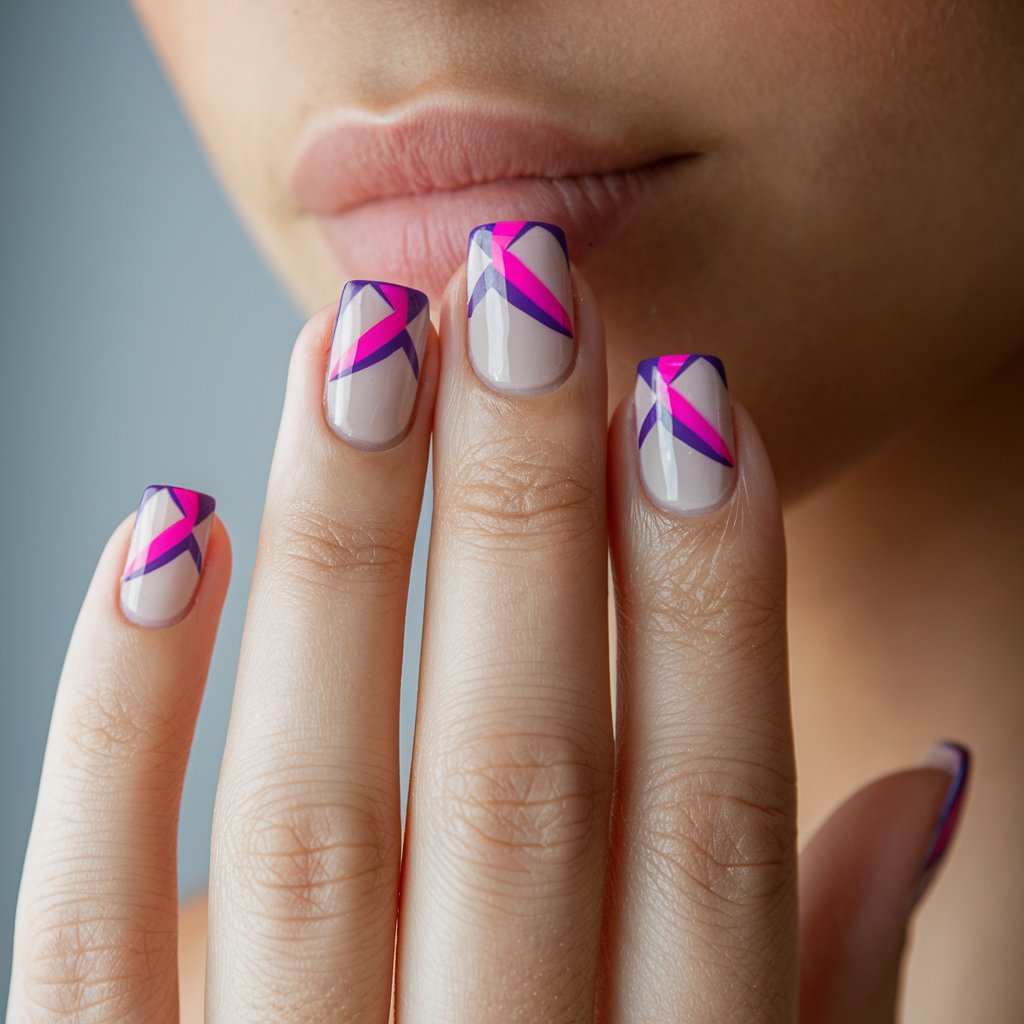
[325,280,430,449]
[635,355,736,514]
[120,485,215,628]
[466,221,575,394]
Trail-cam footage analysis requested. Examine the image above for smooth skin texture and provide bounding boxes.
[7,261,965,1022]
[131,0,1024,497]
[127,1,1024,1018]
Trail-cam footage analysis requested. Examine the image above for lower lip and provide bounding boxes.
[313,159,685,298]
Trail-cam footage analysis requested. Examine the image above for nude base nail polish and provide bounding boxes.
[120,485,215,628]
[325,280,429,450]
[634,354,736,514]
[467,220,575,395]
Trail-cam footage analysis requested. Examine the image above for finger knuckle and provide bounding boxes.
[639,529,785,663]
[269,498,409,597]
[221,780,398,941]
[62,676,184,781]
[429,729,607,883]
[441,439,600,552]
[637,759,795,917]
[19,898,176,1020]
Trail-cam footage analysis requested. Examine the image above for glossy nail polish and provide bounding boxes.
[913,740,971,907]
[634,355,736,514]
[466,220,574,394]
[120,485,215,628]
[325,280,430,449]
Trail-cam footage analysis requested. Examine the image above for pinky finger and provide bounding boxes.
[6,485,229,1023]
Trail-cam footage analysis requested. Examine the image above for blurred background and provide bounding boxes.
[0,3,431,998]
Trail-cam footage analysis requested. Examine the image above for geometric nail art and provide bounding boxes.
[325,280,430,450]
[467,221,575,394]
[634,354,736,514]
[120,485,215,628]
[329,281,428,382]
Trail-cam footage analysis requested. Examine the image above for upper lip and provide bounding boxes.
[290,97,681,216]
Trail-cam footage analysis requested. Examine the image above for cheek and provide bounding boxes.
[698,0,958,141]
[601,1,1024,495]
[133,0,313,181]
[132,0,1024,494]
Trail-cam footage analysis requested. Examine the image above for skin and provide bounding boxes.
[132,0,1024,499]
[6,0,1024,1020]
[6,278,966,1024]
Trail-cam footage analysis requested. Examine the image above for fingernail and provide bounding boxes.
[325,280,430,449]
[466,220,575,395]
[634,355,736,514]
[120,485,216,628]
[912,740,971,907]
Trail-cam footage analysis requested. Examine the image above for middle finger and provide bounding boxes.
[397,222,614,1024]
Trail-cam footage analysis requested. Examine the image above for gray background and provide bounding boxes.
[0,3,430,1000]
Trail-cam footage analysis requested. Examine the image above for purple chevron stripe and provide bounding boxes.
[637,355,734,467]
[122,486,215,582]
[467,221,573,338]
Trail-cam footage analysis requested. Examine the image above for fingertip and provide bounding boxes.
[801,767,955,916]
[608,382,784,565]
[282,299,341,445]
[76,489,227,637]
[190,511,232,619]
[442,229,605,403]
[569,262,607,383]
[415,312,442,421]
[290,284,439,457]
[914,740,971,903]
[729,398,785,550]
[440,258,468,316]
[290,298,338,381]
[436,261,467,381]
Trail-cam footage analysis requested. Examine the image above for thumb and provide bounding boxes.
[798,741,971,1024]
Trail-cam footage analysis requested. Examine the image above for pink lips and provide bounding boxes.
[290,101,686,295]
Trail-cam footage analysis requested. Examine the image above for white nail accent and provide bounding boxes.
[634,355,735,514]
[467,221,574,395]
[120,485,215,628]
[325,280,429,450]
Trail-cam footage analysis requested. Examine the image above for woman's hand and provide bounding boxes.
[6,223,968,1023]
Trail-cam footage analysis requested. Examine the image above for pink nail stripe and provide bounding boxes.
[329,281,428,382]
[637,355,734,467]
[122,485,215,582]
[467,221,573,337]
